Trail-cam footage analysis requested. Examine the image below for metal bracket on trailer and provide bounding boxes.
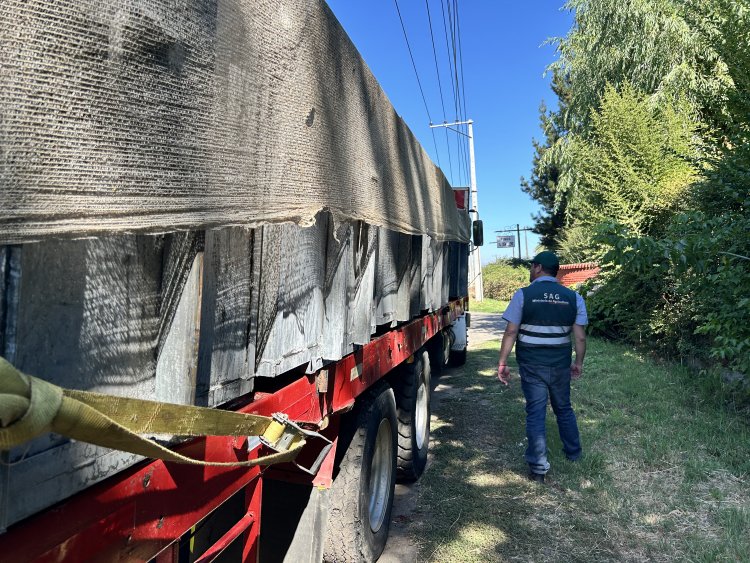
[258,413,333,476]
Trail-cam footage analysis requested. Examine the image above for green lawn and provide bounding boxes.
[411,338,750,562]
[468,298,509,314]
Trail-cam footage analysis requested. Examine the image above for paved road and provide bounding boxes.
[468,311,507,346]
[379,312,505,562]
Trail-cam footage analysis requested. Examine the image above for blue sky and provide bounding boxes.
[325,1,573,263]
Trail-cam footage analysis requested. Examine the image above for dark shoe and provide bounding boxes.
[528,471,545,483]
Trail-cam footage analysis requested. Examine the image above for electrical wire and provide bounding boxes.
[440,1,458,121]
[393,0,442,167]
[439,0,462,185]
[425,0,454,183]
[445,0,468,186]
[454,0,472,185]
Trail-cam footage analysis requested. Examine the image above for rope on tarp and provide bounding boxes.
[0,357,305,467]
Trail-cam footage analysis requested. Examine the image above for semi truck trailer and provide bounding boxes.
[0,1,481,560]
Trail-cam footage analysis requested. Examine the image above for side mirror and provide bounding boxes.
[472,220,484,247]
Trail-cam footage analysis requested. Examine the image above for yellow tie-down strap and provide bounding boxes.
[0,357,308,467]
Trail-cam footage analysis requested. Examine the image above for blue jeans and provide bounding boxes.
[519,363,582,475]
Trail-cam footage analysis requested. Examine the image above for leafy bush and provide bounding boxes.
[565,84,700,248]
[588,210,750,377]
[482,260,529,301]
[584,223,701,359]
[524,0,750,382]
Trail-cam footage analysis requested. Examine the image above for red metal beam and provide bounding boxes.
[195,510,255,563]
[0,300,465,562]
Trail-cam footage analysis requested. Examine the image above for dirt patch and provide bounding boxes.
[379,318,501,562]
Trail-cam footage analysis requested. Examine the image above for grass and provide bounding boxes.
[469,298,509,314]
[409,337,750,562]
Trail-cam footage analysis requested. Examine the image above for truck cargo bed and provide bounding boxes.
[0,213,467,528]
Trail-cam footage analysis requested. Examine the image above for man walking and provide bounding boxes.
[497,251,587,483]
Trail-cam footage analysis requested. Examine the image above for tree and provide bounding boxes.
[533,0,750,377]
[551,0,732,134]
[567,84,700,239]
[520,70,572,248]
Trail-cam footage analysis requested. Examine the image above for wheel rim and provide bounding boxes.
[442,335,451,364]
[368,418,393,533]
[415,379,428,450]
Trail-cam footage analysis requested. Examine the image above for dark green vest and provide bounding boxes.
[515,280,577,368]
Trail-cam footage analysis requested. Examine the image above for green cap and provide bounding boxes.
[531,250,560,270]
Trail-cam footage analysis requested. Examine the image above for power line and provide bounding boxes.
[425,0,454,182]
[455,0,469,123]
[454,0,471,185]
[438,0,468,186]
[393,0,442,167]
[439,1,458,121]
[445,0,469,186]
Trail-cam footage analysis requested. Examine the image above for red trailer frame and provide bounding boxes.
[0,299,466,562]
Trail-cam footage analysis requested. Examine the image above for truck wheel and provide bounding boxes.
[324,382,397,563]
[448,316,468,366]
[427,331,450,376]
[449,348,467,366]
[394,350,431,482]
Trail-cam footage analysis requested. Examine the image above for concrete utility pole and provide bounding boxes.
[496,225,534,260]
[516,224,521,260]
[430,119,483,301]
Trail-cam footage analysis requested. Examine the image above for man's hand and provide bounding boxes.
[571,363,583,380]
[497,363,511,386]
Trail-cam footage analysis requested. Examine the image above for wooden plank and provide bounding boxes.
[374,228,400,327]
[408,235,423,319]
[420,235,437,312]
[320,220,352,362]
[448,241,469,299]
[155,252,203,406]
[394,233,415,323]
[6,443,143,528]
[196,228,254,406]
[0,245,21,532]
[3,236,163,527]
[347,222,377,346]
[253,216,327,377]
[374,228,414,327]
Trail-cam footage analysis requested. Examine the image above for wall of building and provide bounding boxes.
[557,263,600,287]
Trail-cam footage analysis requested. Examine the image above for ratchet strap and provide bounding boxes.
[0,357,306,467]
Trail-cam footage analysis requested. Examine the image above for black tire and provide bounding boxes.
[448,348,467,367]
[427,331,450,376]
[448,322,467,366]
[394,349,431,482]
[324,382,397,563]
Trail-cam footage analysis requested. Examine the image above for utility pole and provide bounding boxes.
[430,119,483,301]
[516,224,521,260]
[496,225,534,260]
[524,229,529,259]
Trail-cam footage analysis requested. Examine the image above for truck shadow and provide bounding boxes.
[391,341,618,562]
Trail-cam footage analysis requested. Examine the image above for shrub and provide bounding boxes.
[483,260,529,300]
[588,211,750,377]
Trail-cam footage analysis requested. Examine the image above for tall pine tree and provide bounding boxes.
[520,69,571,248]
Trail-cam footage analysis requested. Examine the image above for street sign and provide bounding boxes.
[496,235,515,248]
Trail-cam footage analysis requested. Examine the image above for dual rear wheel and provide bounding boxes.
[324,382,398,562]
[323,340,442,562]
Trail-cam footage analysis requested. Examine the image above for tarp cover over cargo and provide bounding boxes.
[0,0,470,245]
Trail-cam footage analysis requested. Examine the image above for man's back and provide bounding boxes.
[516,280,578,368]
